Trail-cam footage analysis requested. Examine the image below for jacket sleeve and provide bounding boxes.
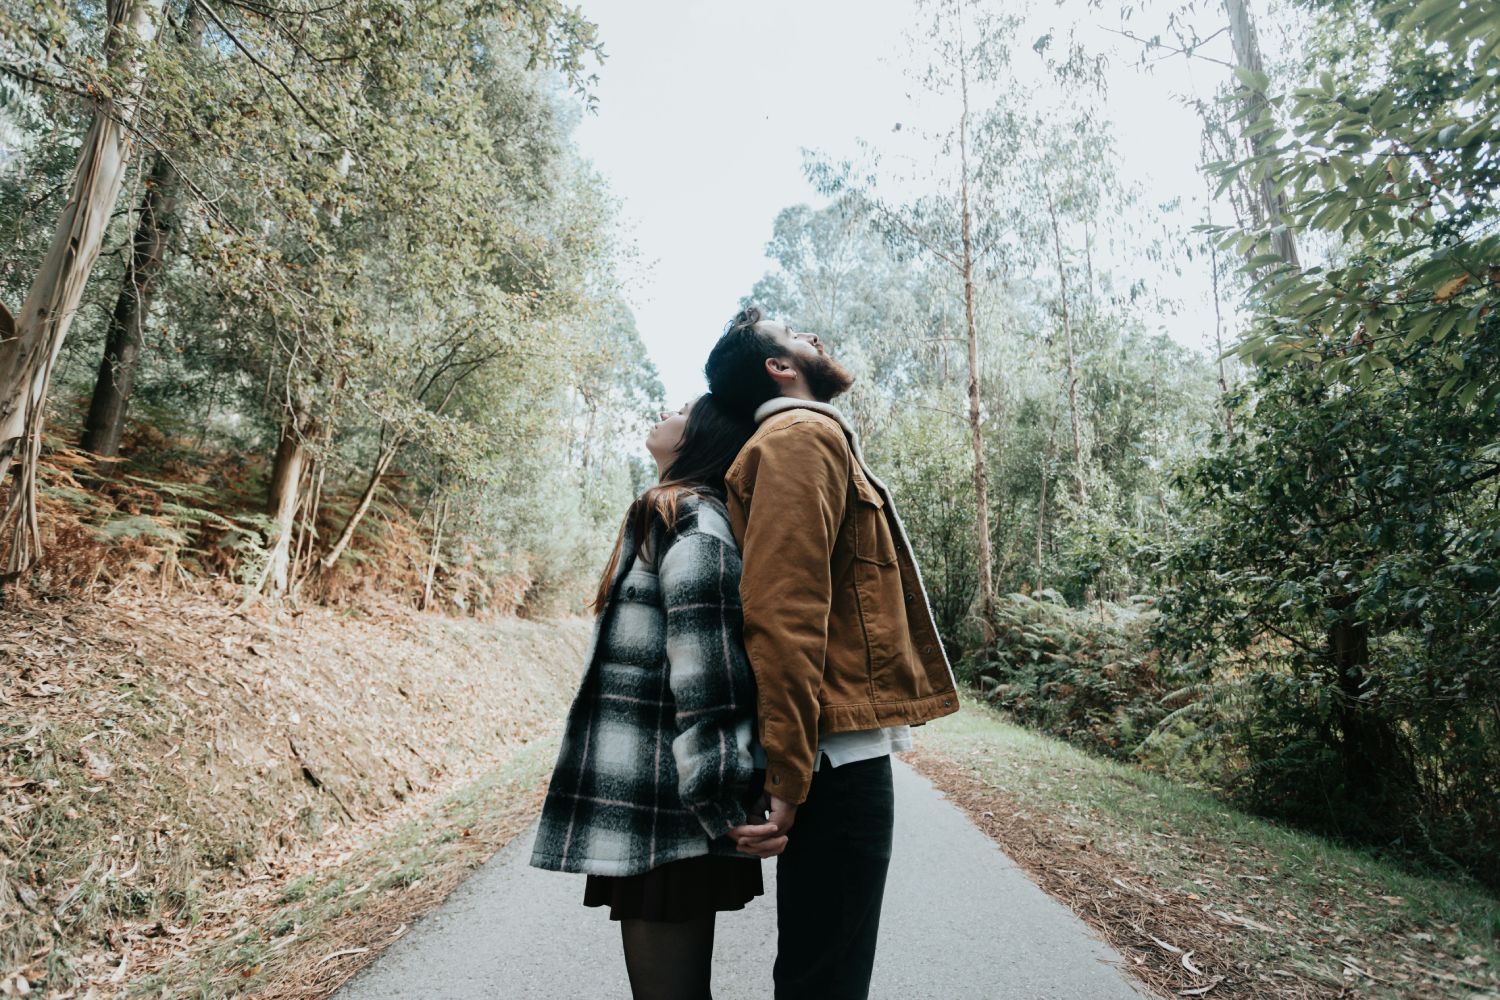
[732,421,849,805]
[658,529,757,839]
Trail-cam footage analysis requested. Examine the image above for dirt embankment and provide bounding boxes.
[1,593,588,998]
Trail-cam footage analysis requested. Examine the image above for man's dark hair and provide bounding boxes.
[704,305,785,420]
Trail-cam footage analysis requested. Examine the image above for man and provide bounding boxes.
[707,305,959,999]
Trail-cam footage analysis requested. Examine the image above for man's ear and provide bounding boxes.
[764,355,797,385]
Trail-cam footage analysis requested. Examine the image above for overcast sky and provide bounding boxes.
[570,0,1259,406]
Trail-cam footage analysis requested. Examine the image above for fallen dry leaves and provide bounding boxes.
[0,588,587,998]
[906,747,1404,1000]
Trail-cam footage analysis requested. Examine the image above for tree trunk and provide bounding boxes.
[264,404,313,596]
[1328,600,1412,810]
[80,153,179,458]
[320,433,402,571]
[1045,188,1087,504]
[0,0,164,575]
[1204,187,1236,435]
[1224,0,1301,269]
[80,4,204,460]
[955,6,997,623]
[1035,416,1056,592]
[421,495,448,612]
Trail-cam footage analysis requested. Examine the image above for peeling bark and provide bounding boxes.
[0,0,165,577]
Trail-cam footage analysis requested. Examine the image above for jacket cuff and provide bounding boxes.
[693,798,750,840]
[763,760,813,806]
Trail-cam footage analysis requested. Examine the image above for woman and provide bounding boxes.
[530,393,777,1000]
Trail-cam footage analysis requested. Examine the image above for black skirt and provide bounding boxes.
[584,853,764,922]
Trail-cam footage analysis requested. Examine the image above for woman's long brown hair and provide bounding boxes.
[590,392,755,611]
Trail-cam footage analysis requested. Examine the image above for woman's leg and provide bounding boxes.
[619,914,716,1000]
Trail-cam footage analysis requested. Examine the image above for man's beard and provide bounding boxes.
[796,352,856,402]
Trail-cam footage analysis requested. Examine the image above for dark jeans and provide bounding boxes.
[773,754,894,1000]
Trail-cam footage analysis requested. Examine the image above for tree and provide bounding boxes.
[0,0,164,576]
[79,2,206,460]
[809,0,1029,623]
[1223,0,1301,268]
[1160,0,1500,882]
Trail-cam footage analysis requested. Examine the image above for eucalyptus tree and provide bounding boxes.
[0,0,164,577]
[78,1,205,460]
[809,0,1031,622]
[1212,0,1498,387]
[1223,0,1301,268]
[1019,110,1126,506]
[0,0,603,589]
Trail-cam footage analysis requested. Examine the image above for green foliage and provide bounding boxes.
[0,0,653,607]
[1157,310,1500,883]
[967,593,1164,759]
[1211,0,1500,397]
[1145,0,1500,887]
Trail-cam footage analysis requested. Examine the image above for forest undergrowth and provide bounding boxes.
[11,431,535,616]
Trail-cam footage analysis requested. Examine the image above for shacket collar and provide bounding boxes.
[752,397,889,493]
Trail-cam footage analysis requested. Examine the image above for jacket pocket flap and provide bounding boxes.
[853,475,885,509]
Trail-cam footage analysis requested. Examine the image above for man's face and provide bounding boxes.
[754,320,855,402]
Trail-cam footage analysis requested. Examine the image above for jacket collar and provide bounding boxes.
[751,397,886,491]
[754,396,853,433]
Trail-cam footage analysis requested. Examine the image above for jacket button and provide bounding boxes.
[771,774,780,786]
[905,591,914,602]
[943,699,952,707]
[625,586,636,598]
[923,645,933,655]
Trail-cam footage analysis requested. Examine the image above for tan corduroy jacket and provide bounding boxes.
[723,398,959,804]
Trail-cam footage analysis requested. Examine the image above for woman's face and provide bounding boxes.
[645,399,693,471]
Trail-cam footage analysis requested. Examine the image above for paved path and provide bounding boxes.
[337,760,1149,999]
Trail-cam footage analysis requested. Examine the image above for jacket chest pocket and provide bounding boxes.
[618,565,661,605]
[852,476,897,566]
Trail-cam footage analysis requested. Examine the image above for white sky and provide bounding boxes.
[572,0,1262,406]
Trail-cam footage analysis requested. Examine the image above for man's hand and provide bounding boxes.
[727,818,784,858]
[729,794,797,858]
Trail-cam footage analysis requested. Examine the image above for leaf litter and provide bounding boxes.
[0,588,587,998]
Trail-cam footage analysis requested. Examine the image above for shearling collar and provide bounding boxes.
[753,396,852,433]
[751,397,888,493]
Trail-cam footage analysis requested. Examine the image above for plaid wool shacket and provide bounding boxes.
[529,493,758,877]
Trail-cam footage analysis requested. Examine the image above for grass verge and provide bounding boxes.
[907,701,1500,1000]
[128,738,558,1000]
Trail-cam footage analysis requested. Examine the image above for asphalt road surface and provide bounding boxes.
[337,759,1149,999]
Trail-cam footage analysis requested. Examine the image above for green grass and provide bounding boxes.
[916,701,1500,998]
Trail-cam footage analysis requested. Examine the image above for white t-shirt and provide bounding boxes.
[751,725,912,773]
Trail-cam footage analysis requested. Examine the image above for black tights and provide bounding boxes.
[619,915,716,1000]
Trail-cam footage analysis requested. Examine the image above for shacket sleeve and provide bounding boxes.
[659,529,756,839]
[732,421,849,805]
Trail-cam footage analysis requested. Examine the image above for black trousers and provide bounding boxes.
[773,754,895,1000]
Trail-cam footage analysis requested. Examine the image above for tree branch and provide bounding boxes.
[1100,25,1237,69]
[190,0,346,145]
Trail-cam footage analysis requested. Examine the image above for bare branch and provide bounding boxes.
[1100,25,1237,69]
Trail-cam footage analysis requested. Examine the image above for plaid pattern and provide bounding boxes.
[529,494,758,877]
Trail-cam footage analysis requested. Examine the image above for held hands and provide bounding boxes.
[728,794,797,858]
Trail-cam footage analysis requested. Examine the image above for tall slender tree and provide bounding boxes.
[810,0,1026,623]
[0,0,164,576]
[80,2,206,460]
